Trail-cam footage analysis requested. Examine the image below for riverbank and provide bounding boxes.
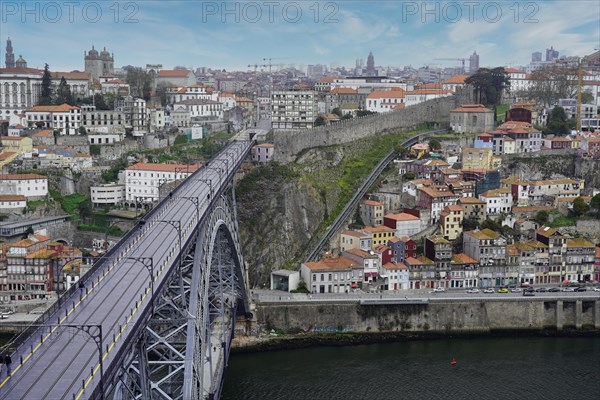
[231,327,600,354]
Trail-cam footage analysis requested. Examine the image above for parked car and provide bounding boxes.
[575,287,587,292]
[483,288,494,293]
[535,287,547,292]
[497,287,509,293]
[523,291,535,296]
[562,287,576,292]
[548,287,561,292]
[466,288,480,294]
[510,288,523,293]
[593,287,600,292]
[432,287,445,292]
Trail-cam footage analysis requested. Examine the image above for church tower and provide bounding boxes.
[5,37,15,68]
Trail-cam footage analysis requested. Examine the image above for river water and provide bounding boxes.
[222,337,600,400]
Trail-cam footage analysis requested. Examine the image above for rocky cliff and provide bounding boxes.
[237,132,412,288]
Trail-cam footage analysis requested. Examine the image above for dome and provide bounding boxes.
[88,46,98,57]
[16,55,26,63]
[101,47,110,57]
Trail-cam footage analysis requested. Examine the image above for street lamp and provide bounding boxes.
[1,323,104,400]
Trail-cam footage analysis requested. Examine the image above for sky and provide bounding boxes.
[0,0,599,73]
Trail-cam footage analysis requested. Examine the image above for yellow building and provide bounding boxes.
[362,225,396,248]
[462,148,493,170]
[0,151,17,169]
[0,136,33,154]
[440,204,464,240]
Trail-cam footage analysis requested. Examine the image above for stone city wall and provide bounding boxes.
[273,96,457,163]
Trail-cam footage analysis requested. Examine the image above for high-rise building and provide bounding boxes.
[5,37,15,68]
[366,51,376,76]
[271,89,318,130]
[531,52,542,63]
[84,45,114,82]
[546,46,559,62]
[469,51,479,74]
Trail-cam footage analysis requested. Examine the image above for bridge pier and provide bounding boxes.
[594,300,600,329]
[575,300,582,329]
[556,300,563,330]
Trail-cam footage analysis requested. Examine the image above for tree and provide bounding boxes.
[55,77,74,105]
[332,107,342,117]
[572,197,589,217]
[544,106,571,135]
[581,91,594,105]
[39,63,53,105]
[402,172,416,181]
[518,65,578,107]
[78,126,87,135]
[342,113,353,120]
[591,193,600,212]
[93,94,110,110]
[462,217,479,231]
[125,67,153,100]
[394,144,408,158]
[356,110,376,117]
[534,210,549,225]
[174,134,187,145]
[155,82,170,107]
[428,138,441,151]
[314,116,326,126]
[465,67,510,105]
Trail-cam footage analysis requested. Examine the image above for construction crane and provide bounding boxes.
[434,58,468,74]
[262,57,292,74]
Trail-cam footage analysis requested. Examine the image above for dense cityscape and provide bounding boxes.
[0,1,599,398]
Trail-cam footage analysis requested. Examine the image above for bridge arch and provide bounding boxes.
[113,195,249,400]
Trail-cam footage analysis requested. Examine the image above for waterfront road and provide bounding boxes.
[253,289,600,304]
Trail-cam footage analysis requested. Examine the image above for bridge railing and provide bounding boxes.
[88,141,254,399]
[5,141,253,360]
[304,130,441,262]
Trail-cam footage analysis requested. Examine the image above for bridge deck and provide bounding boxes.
[0,141,253,400]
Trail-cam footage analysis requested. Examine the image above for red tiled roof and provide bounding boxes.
[451,104,492,113]
[27,104,80,112]
[158,70,192,77]
[303,256,358,270]
[384,213,419,221]
[0,174,47,181]
[0,195,26,202]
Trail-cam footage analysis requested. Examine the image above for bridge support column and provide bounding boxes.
[556,300,563,330]
[575,300,582,329]
[594,300,600,329]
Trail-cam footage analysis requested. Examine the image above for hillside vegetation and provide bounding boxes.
[237,131,414,287]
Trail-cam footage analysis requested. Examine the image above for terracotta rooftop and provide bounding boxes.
[384,213,419,221]
[0,195,26,202]
[341,230,368,238]
[367,89,405,99]
[443,74,469,84]
[361,199,384,207]
[451,253,478,264]
[303,256,358,271]
[158,69,192,77]
[451,104,492,113]
[27,104,80,112]
[383,262,408,270]
[0,173,47,181]
[362,225,395,233]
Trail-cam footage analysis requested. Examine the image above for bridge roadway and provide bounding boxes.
[0,140,253,400]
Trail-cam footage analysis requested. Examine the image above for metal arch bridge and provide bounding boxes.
[0,140,254,400]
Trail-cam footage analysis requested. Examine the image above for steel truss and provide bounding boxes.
[110,191,248,400]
